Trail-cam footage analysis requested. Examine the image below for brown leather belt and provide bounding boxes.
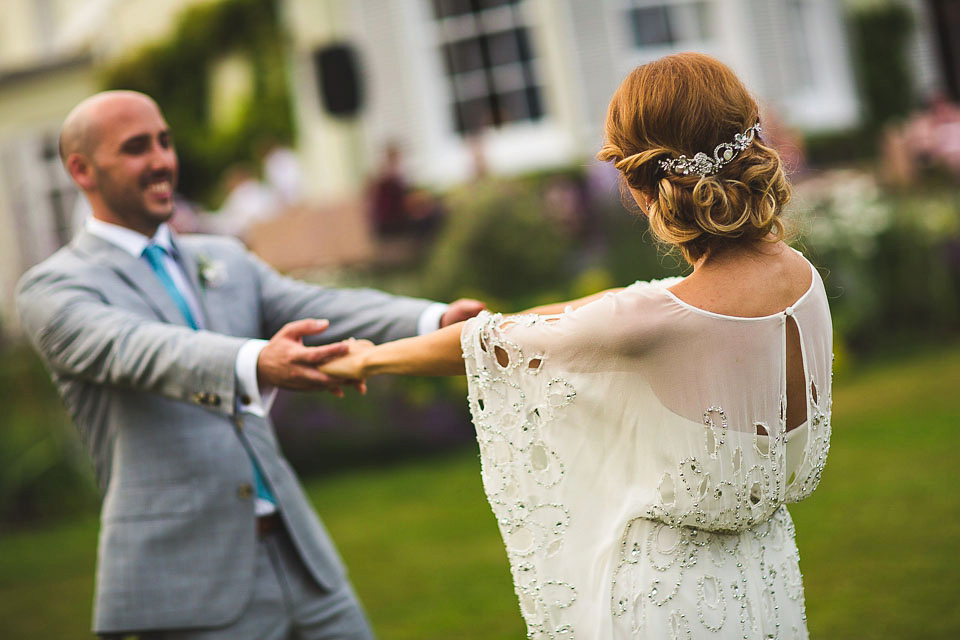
[256,512,283,537]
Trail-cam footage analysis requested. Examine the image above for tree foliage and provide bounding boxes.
[848,2,916,132]
[101,0,293,204]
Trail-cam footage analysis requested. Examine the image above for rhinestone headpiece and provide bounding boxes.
[658,123,762,177]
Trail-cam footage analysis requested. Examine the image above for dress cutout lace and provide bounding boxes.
[461,262,832,639]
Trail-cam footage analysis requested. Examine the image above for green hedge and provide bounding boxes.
[0,344,97,527]
[848,2,916,132]
[799,177,960,356]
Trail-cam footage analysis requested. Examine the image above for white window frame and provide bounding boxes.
[613,0,721,68]
[432,1,545,134]
[0,129,78,268]
[397,0,573,185]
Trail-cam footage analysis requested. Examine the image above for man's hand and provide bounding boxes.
[257,319,354,396]
[440,298,486,327]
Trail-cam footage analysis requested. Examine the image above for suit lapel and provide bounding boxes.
[73,230,189,328]
[171,238,215,331]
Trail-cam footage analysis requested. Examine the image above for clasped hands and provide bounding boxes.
[256,298,484,397]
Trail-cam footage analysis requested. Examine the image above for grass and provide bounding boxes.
[0,343,958,639]
[792,342,960,639]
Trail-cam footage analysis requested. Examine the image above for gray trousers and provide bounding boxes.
[101,529,374,640]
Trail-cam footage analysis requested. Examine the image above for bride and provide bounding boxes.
[322,53,832,639]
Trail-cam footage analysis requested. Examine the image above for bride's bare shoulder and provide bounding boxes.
[667,242,811,318]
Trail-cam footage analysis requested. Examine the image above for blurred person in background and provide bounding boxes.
[204,163,281,241]
[905,90,960,177]
[367,141,444,239]
[16,90,482,640]
[881,90,960,187]
[260,139,305,208]
[322,53,833,638]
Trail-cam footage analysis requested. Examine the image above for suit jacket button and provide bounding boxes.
[193,392,204,404]
[239,393,252,405]
[210,394,221,407]
[237,483,254,500]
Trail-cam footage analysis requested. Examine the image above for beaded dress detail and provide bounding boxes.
[461,260,832,639]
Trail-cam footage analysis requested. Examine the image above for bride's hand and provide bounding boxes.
[318,338,375,386]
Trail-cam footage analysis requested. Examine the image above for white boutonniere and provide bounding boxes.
[197,255,227,289]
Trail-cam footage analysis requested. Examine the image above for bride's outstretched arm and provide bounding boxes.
[320,288,623,381]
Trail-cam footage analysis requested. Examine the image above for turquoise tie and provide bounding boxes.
[141,243,276,507]
[141,244,199,329]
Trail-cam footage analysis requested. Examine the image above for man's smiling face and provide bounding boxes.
[87,94,179,236]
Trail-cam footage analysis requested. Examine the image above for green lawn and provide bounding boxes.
[1,343,958,639]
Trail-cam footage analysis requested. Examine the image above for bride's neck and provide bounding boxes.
[692,237,784,274]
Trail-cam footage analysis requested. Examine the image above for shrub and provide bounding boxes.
[421,177,575,306]
[793,170,960,355]
[848,2,916,132]
[0,344,98,526]
[271,377,476,476]
[804,127,879,167]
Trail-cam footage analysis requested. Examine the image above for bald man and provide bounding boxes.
[17,91,482,639]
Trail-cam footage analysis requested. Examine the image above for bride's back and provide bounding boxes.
[669,241,814,430]
[668,241,811,319]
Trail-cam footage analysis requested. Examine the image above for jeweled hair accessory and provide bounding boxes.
[658,123,761,177]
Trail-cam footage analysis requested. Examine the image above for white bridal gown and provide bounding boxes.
[461,260,832,639]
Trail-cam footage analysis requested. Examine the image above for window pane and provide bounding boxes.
[631,6,674,47]
[479,0,517,10]
[491,63,527,92]
[454,69,492,100]
[434,0,475,19]
[487,30,522,66]
[497,89,531,122]
[435,0,543,134]
[445,39,486,73]
[457,96,496,131]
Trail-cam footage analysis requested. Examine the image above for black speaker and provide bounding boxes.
[313,43,364,117]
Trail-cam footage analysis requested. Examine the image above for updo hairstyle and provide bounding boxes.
[597,53,791,264]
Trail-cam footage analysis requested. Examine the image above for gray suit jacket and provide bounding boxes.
[16,230,433,633]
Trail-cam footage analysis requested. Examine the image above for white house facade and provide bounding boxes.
[0,0,950,332]
[282,0,863,195]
